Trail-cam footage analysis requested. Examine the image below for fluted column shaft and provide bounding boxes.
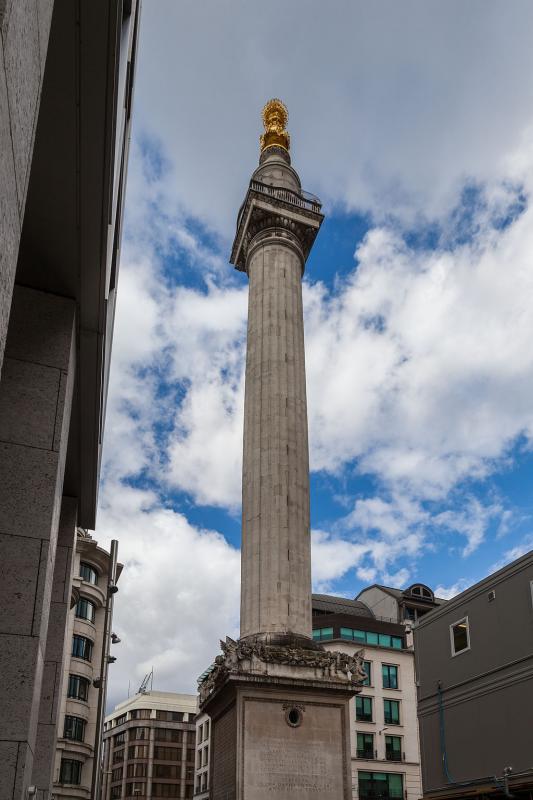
[240,233,311,639]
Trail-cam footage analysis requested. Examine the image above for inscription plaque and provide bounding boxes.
[243,698,345,799]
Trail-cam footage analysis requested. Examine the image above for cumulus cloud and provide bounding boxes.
[134,1,533,234]
[96,483,240,706]
[96,1,533,699]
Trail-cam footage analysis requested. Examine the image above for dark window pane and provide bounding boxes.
[362,661,371,686]
[59,759,82,784]
[67,674,90,700]
[75,597,96,623]
[80,562,99,584]
[451,620,469,654]
[356,696,373,722]
[64,715,85,742]
[384,699,400,725]
[382,664,398,689]
[72,635,93,661]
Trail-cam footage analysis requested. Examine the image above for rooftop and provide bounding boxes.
[312,593,374,618]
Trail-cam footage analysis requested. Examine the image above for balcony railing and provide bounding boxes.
[357,749,377,760]
[385,751,404,762]
[249,180,322,214]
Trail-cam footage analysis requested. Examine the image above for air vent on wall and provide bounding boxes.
[488,590,496,602]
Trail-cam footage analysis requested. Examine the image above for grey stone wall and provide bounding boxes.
[0,286,76,799]
[0,0,54,374]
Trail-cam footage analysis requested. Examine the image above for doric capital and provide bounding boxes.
[230,179,323,273]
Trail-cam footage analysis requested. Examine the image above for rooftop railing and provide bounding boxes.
[249,180,322,214]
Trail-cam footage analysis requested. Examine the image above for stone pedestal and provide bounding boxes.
[200,637,362,800]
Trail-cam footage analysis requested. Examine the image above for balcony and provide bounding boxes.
[357,749,377,760]
[385,751,404,762]
[249,179,322,213]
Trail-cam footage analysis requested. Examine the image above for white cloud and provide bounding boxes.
[96,483,240,707]
[96,1,533,699]
[433,579,471,600]
[134,1,533,235]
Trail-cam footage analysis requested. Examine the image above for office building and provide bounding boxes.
[194,712,210,799]
[53,530,121,797]
[101,691,197,800]
[312,594,423,800]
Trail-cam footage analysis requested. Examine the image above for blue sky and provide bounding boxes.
[97,0,533,705]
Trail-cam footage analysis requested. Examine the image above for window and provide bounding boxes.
[127,763,148,778]
[450,617,470,656]
[382,664,399,689]
[385,735,402,762]
[156,710,184,721]
[126,783,146,797]
[152,784,181,797]
[114,731,126,745]
[67,674,90,701]
[153,746,180,760]
[75,597,96,623]
[130,727,149,740]
[339,628,404,649]
[80,562,99,584]
[112,748,124,763]
[356,732,375,759]
[361,661,372,686]
[64,715,85,742]
[111,788,121,800]
[72,634,93,661]
[356,696,373,722]
[156,728,182,743]
[59,759,82,785]
[384,699,400,725]
[112,767,123,781]
[312,626,334,641]
[128,745,149,759]
[404,606,416,622]
[187,748,195,763]
[358,771,403,800]
[131,708,151,719]
[115,714,127,726]
[153,764,180,778]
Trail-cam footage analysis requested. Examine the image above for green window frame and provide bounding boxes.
[362,661,372,686]
[356,732,375,759]
[312,627,334,641]
[358,771,403,799]
[336,628,404,649]
[382,664,398,689]
[385,734,402,761]
[384,699,400,725]
[356,695,373,722]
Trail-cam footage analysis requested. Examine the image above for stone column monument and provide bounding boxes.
[199,100,364,800]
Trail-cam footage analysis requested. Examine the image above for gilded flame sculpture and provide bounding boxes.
[260,97,290,153]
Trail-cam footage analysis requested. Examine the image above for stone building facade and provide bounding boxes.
[194,712,210,799]
[53,530,121,797]
[101,691,198,800]
[0,1,140,797]
[312,595,423,800]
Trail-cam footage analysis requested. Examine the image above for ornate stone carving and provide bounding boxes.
[199,636,366,704]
